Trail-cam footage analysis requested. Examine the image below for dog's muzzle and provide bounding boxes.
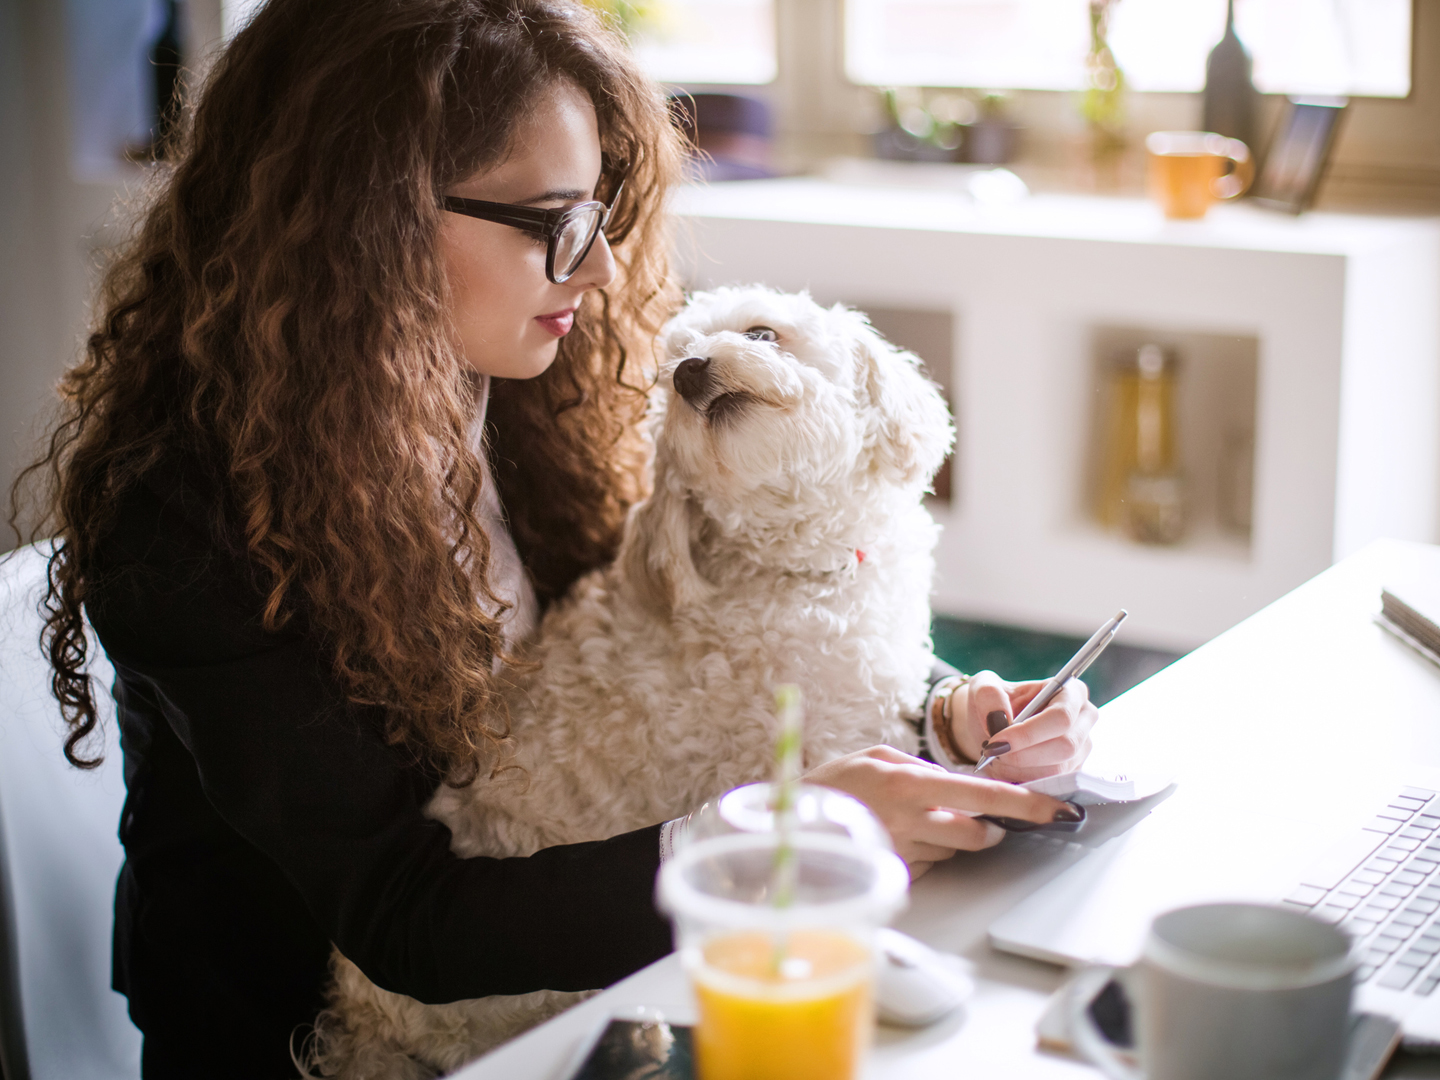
[673,357,712,404]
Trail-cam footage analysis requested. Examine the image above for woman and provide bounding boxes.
[11,0,1096,1075]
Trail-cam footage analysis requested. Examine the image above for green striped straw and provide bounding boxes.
[769,684,803,975]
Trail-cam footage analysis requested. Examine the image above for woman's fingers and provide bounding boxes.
[981,678,1097,775]
[953,670,1010,761]
[803,746,1072,875]
[897,767,1073,823]
[913,808,1007,851]
[987,734,1094,782]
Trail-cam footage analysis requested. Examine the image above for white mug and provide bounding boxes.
[1069,902,1355,1080]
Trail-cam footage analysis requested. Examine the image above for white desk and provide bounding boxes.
[456,539,1440,1079]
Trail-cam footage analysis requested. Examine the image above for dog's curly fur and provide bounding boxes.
[303,287,955,1077]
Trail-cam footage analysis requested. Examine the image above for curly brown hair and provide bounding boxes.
[8,0,684,779]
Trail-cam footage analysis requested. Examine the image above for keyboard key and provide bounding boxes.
[1402,826,1435,841]
[1299,831,1388,890]
[1393,910,1428,928]
[1408,857,1439,874]
[1353,869,1388,885]
[1368,818,1402,835]
[1369,934,1403,954]
[1422,886,1440,902]
[1310,904,1349,925]
[1337,881,1375,899]
[1420,977,1440,996]
[1401,787,1437,802]
[1418,815,1440,830]
[1399,948,1432,967]
[1364,946,1398,965]
[1410,899,1440,916]
[1380,965,1420,990]
[1380,883,1415,899]
[1344,918,1381,939]
[1396,870,1428,886]
[1324,892,1361,910]
[1396,794,1431,808]
[1284,884,1328,907]
[1388,839,1424,853]
[1378,808,1415,823]
[1408,937,1440,956]
[1358,965,1378,982]
[1423,842,1440,857]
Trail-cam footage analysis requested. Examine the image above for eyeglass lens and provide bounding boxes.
[554,206,604,281]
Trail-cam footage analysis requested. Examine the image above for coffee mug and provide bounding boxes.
[1069,902,1355,1080]
[1146,131,1253,219]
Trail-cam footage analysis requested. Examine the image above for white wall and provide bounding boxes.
[0,0,223,535]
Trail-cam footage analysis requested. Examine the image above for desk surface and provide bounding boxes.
[456,539,1440,1079]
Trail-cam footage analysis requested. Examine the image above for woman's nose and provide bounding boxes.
[569,230,616,292]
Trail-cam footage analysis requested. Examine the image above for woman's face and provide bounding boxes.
[439,80,616,379]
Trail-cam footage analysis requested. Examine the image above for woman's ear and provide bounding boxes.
[620,454,710,613]
[851,314,956,488]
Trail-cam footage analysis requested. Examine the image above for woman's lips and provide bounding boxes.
[535,308,577,337]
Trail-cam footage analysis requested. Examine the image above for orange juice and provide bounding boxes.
[691,929,873,1080]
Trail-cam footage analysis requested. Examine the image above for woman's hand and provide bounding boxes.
[805,746,1081,880]
[947,670,1098,783]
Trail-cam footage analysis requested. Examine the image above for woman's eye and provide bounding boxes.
[743,326,778,342]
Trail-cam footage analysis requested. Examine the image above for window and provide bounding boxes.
[845,0,1412,98]
[222,0,776,85]
[631,0,777,83]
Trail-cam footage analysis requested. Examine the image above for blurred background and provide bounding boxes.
[2,0,1438,697]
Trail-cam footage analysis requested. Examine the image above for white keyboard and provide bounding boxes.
[1281,786,1440,993]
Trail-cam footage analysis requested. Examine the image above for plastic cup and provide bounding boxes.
[658,831,909,1080]
[680,782,895,853]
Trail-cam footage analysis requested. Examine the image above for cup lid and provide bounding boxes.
[657,831,909,931]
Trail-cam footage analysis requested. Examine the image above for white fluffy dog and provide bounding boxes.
[308,286,955,1078]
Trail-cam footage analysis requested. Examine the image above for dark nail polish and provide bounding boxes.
[978,814,1040,832]
[979,739,1011,757]
[986,710,1010,736]
[1052,802,1085,824]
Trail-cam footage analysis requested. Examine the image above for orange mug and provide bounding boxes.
[1145,131,1253,220]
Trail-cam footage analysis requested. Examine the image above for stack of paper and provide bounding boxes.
[1379,582,1440,670]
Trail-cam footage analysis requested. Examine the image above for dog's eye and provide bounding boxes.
[743,326,779,342]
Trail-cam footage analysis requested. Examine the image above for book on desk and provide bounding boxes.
[1378,580,1440,671]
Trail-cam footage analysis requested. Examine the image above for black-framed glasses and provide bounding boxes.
[442,175,627,285]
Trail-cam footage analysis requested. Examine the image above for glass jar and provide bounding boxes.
[1097,343,1185,544]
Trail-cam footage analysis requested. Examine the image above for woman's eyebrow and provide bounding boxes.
[516,186,589,205]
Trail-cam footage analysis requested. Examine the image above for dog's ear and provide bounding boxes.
[851,314,956,488]
[621,455,711,614]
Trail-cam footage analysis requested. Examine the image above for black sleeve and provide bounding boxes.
[87,468,672,1005]
[929,656,963,683]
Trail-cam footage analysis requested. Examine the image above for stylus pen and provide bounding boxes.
[972,609,1128,774]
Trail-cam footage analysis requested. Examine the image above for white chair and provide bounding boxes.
[0,544,142,1080]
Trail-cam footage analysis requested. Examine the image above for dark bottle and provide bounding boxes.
[1202,0,1255,150]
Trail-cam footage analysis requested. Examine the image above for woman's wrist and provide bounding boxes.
[923,674,974,771]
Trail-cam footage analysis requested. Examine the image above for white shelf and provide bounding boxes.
[672,178,1440,649]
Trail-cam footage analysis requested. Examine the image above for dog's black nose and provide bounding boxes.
[673,357,712,403]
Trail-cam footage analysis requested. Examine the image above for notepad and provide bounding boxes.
[1022,767,1172,806]
[1378,579,1440,671]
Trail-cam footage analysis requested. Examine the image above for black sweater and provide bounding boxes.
[86,464,672,1078]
